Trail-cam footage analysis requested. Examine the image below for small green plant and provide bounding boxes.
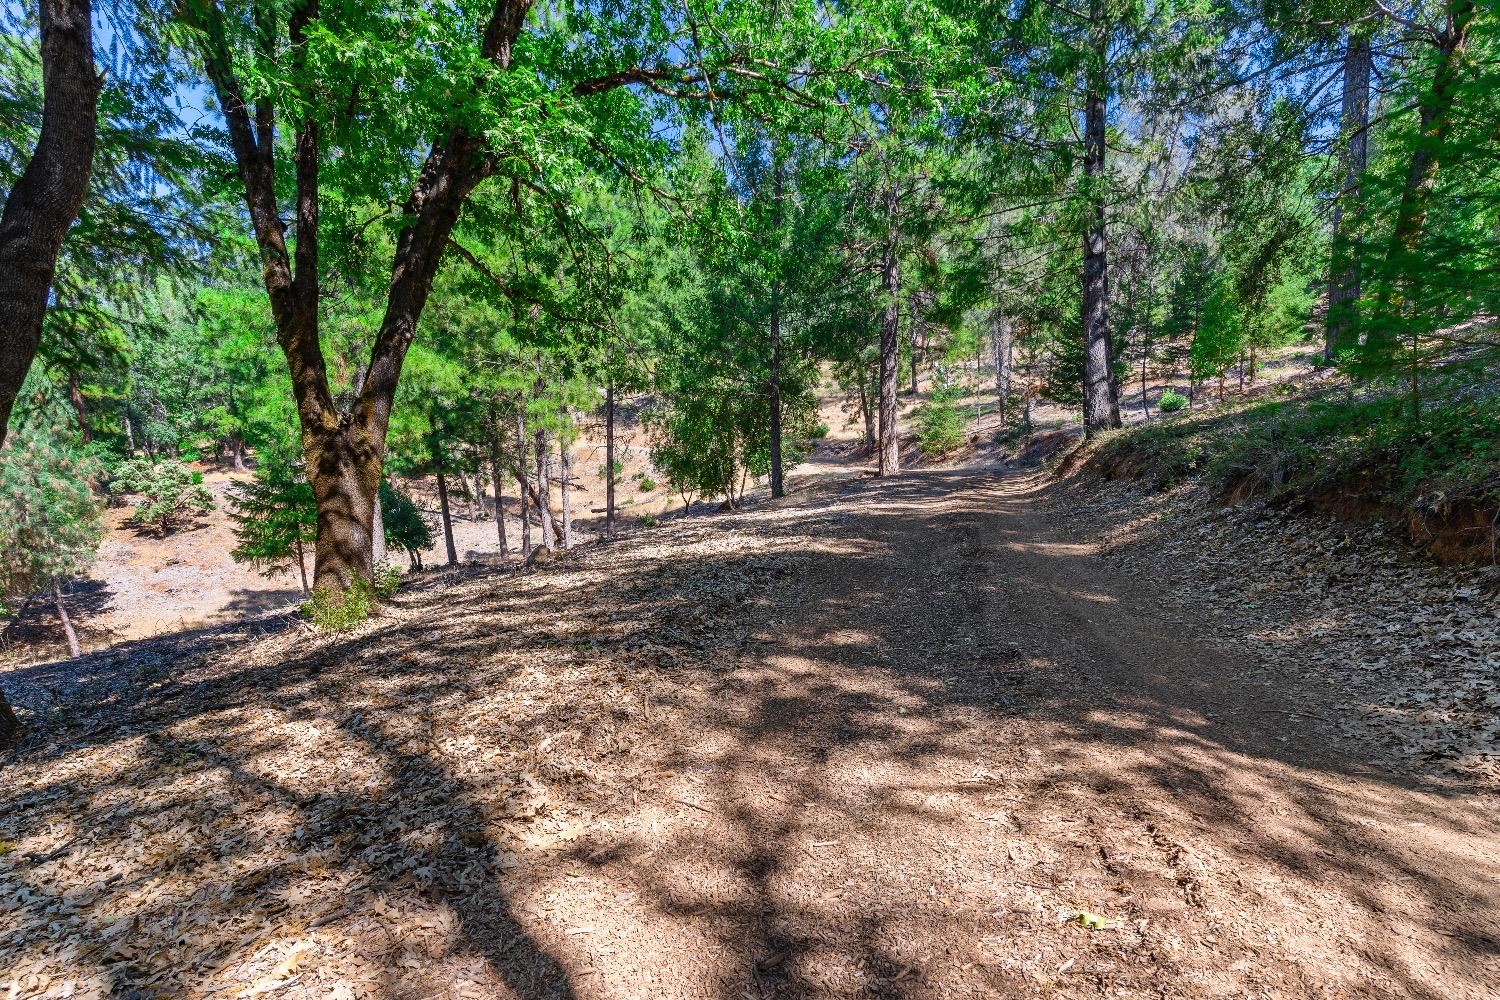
[372,560,402,598]
[637,476,657,492]
[380,481,434,570]
[810,422,830,440]
[638,513,660,527]
[916,371,967,457]
[305,580,373,631]
[1158,389,1189,414]
[109,457,214,533]
[598,458,624,481]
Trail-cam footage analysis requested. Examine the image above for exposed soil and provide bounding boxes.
[2,454,1496,999]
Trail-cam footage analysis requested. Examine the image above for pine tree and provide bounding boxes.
[0,389,104,741]
[227,459,318,594]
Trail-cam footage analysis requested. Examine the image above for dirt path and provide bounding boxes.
[588,467,1499,999]
[2,467,1496,999]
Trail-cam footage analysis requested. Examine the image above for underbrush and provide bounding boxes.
[305,579,375,631]
[916,382,968,457]
[1090,363,1500,560]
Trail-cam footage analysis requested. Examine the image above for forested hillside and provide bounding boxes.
[0,0,1497,997]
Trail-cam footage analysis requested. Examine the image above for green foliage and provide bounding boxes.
[372,561,402,598]
[1158,389,1189,414]
[380,482,434,570]
[0,391,105,615]
[306,579,373,632]
[1099,365,1500,512]
[637,476,657,493]
[915,369,968,457]
[108,457,214,533]
[226,458,316,591]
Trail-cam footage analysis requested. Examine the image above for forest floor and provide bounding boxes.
[2,437,1497,998]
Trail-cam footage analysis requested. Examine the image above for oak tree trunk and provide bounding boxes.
[0,0,101,447]
[1325,31,1371,361]
[303,415,382,591]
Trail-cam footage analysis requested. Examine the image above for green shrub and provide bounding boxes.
[810,422,830,440]
[109,457,214,533]
[916,376,967,457]
[1158,389,1189,413]
[372,560,402,598]
[1101,367,1500,514]
[637,476,657,492]
[380,481,434,570]
[306,580,373,631]
[638,513,660,527]
[0,394,105,615]
[227,456,316,591]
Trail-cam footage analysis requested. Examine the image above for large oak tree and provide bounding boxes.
[179,0,905,591]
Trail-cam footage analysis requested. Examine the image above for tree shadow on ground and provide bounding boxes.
[0,468,1495,999]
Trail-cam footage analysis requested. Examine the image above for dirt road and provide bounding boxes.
[2,467,1496,999]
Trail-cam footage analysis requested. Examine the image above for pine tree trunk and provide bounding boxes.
[490,413,508,554]
[1373,0,1475,358]
[858,375,874,456]
[768,160,787,497]
[0,0,101,448]
[560,434,573,550]
[371,491,387,564]
[991,308,1013,425]
[467,467,482,523]
[295,537,310,594]
[877,193,901,477]
[52,576,80,659]
[769,299,785,498]
[535,427,556,551]
[1325,31,1371,361]
[436,470,458,566]
[230,434,247,470]
[0,690,19,749]
[1081,3,1122,435]
[605,377,616,540]
[515,406,531,555]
